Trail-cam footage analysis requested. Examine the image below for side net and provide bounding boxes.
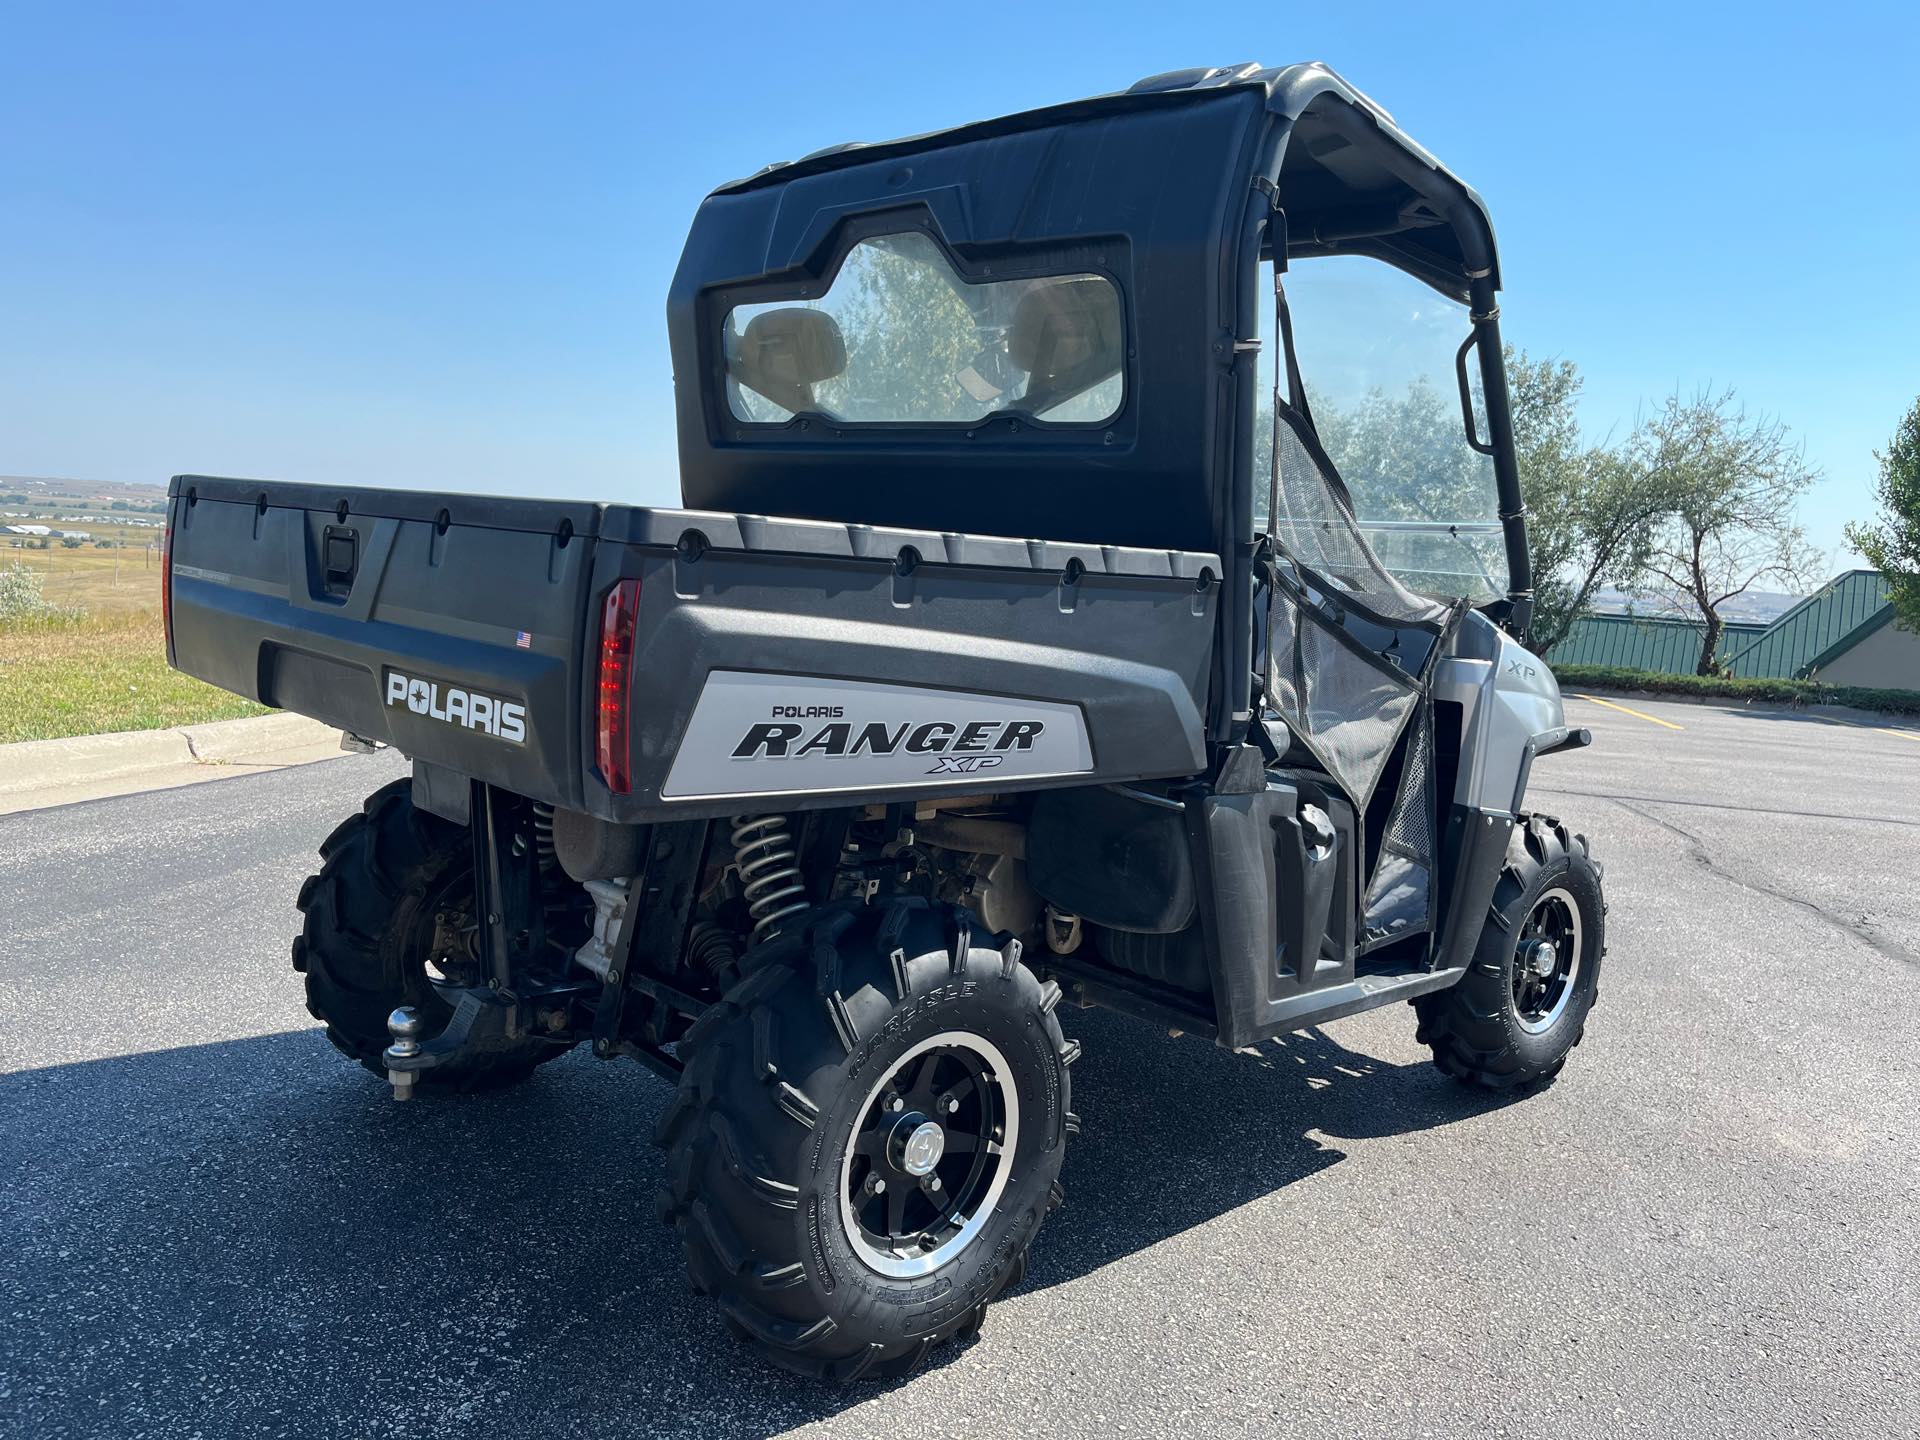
[1268,412,1447,627]
[1361,702,1437,942]
[1261,403,1444,812]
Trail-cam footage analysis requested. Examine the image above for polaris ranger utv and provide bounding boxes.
[165,62,1604,1380]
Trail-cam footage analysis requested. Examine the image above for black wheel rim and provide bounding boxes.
[1511,887,1582,1034]
[838,1032,1019,1278]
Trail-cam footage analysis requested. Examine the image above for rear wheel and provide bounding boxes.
[292,779,574,1090]
[656,898,1076,1381]
[1415,815,1604,1089]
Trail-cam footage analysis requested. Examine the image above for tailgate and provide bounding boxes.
[166,477,598,808]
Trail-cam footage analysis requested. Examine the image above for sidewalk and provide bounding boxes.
[0,712,347,815]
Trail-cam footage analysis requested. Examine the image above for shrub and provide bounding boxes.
[0,561,85,626]
[1551,663,1920,716]
[0,560,51,621]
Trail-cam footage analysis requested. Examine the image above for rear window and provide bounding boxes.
[723,232,1123,426]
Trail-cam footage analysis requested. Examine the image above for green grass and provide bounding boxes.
[1553,663,1920,717]
[0,610,266,743]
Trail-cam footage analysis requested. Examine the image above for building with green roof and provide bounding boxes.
[1547,614,1767,673]
[1718,571,1901,682]
[1546,570,1918,688]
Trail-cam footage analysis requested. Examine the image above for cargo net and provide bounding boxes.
[1362,703,1437,942]
[1262,404,1445,812]
[1266,592,1414,807]
[1266,410,1446,627]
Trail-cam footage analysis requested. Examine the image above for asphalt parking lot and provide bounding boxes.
[4,693,1917,1439]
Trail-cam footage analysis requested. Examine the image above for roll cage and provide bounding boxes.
[666,62,1534,741]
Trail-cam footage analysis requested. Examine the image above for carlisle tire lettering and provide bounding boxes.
[384,669,527,745]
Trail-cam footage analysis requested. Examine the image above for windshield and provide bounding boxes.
[723,232,1124,426]
[1256,256,1507,603]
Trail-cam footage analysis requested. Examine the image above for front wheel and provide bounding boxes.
[1415,815,1605,1089]
[656,898,1076,1381]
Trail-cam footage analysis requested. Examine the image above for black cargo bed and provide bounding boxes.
[167,476,1223,820]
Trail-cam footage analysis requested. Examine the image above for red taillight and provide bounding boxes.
[596,578,641,794]
[161,509,175,666]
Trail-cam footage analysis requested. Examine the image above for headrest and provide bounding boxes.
[728,307,848,414]
[1007,277,1123,400]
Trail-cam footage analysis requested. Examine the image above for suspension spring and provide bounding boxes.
[731,814,809,944]
[531,802,556,872]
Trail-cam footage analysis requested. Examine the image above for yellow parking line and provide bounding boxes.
[1805,711,1920,744]
[1570,693,1685,731]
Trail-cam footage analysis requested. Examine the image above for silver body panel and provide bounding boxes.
[1432,611,1570,815]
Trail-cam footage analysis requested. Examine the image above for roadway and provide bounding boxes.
[3,694,1916,1437]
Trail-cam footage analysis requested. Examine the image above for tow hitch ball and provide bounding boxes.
[384,1007,427,1101]
[379,989,532,1100]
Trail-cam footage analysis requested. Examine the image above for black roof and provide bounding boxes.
[716,61,1499,295]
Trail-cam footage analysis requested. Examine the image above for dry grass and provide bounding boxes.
[0,539,165,617]
[0,610,265,744]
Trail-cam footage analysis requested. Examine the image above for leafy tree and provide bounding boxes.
[1314,377,1493,525]
[822,235,980,421]
[1508,350,1668,653]
[1844,396,1920,632]
[1632,389,1823,674]
[1255,345,1669,621]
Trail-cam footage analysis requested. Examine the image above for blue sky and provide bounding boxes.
[3,2,1915,567]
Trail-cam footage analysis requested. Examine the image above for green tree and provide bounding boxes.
[1313,377,1492,524]
[1633,389,1823,674]
[1256,346,1675,623]
[1843,396,1920,632]
[812,234,983,422]
[1508,350,1668,653]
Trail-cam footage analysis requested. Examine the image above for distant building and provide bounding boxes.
[1549,614,1769,673]
[1548,571,1919,690]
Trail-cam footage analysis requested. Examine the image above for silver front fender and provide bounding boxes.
[1432,611,1574,816]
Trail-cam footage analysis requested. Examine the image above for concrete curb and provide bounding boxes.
[0,713,347,815]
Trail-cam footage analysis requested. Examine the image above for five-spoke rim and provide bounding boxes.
[838,1031,1019,1279]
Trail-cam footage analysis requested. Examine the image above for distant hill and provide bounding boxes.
[1587,584,1804,626]
[0,475,169,509]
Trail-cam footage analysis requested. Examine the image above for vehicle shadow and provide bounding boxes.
[3,1010,1513,1439]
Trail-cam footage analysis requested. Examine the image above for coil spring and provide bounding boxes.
[532,802,556,872]
[731,814,809,944]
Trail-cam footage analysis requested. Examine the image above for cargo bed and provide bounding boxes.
[166,476,1222,822]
